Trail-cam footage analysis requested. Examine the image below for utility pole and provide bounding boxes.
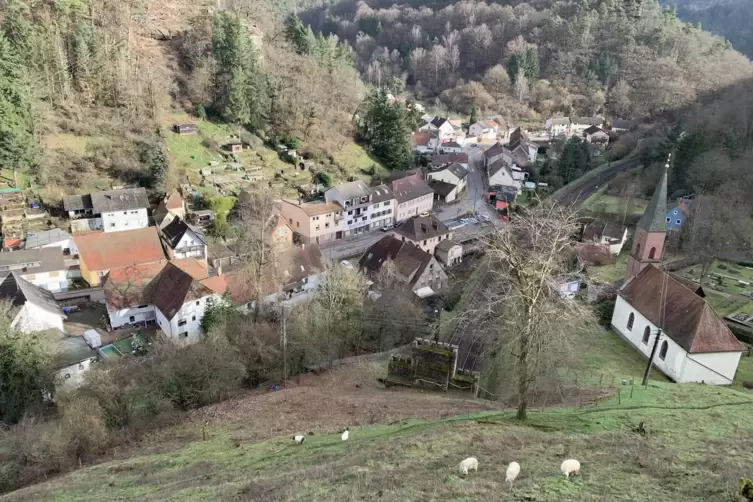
[642,328,662,386]
[279,289,288,385]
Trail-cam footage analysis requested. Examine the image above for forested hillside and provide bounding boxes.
[299,0,752,120]
[660,0,753,58]
[0,0,365,198]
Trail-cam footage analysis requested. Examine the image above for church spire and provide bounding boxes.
[636,164,669,233]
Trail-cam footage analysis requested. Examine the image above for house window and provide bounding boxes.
[627,313,635,331]
[676,220,681,224]
[316,225,320,231]
[325,223,330,228]
[123,211,127,215]
[110,223,116,228]
[348,210,353,215]
[129,316,135,323]
[138,305,149,309]
[642,326,650,345]
[65,373,71,379]
[178,320,187,327]
[362,217,367,221]
[666,217,671,222]
[179,332,188,338]
[648,247,656,260]
[314,216,319,221]
[195,300,200,305]
[296,222,300,228]
[423,240,427,245]
[636,243,641,256]
[192,316,196,321]
[659,340,668,360]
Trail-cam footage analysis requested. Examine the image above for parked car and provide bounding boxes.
[380,224,393,232]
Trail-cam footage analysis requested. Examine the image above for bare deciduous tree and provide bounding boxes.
[475,203,597,420]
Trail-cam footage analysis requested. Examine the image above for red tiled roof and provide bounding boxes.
[165,190,183,210]
[620,265,744,353]
[104,262,167,309]
[172,258,209,280]
[74,227,166,271]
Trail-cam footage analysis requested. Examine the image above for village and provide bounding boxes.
[0,103,749,400]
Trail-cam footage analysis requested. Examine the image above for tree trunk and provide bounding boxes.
[516,331,530,420]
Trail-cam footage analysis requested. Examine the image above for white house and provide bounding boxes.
[419,117,456,142]
[488,160,525,192]
[435,239,463,267]
[325,180,395,235]
[8,274,66,334]
[390,214,453,255]
[104,261,220,345]
[53,335,98,391]
[368,185,396,230]
[545,117,571,137]
[24,228,78,257]
[571,117,604,135]
[582,220,628,255]
[159,216,208,265]
[427,163,468,203]
[584,126,610,145]
[469,121,498,140]
[0,248,69,293]
[440,141,464,154]
[65,188,149,234]
[611,266,744,385]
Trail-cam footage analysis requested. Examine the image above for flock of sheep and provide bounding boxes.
[293,428,580,488]
[459,457,581,486]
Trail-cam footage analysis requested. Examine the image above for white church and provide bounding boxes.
[610,169,745,385]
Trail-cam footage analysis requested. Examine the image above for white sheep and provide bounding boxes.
[293,435,306,444]
[341,428,349,441]
[505,461,520,486]
[458,457,479,476]
[560,459,581,478]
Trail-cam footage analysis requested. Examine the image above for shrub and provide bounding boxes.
[58,397,110,460]
[194,103,207,120]
[594,299,616,327]
[443,292,461,311]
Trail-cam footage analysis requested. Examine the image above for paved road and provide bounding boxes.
[555,157,642,206]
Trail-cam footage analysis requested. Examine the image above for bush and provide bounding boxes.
[443,292,461,311]
[594,299,616,327]
[194,103,207,120]
[58,398,110,460]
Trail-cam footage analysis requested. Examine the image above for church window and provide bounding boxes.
[649,247,656,259]
[636,243,641,256]
[642,326,650,344]
[659,341,668,360]
[627,313,635,331]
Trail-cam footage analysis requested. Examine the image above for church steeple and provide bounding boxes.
[626,158,670,281]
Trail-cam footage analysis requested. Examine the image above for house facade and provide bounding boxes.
[571,117,604,135]
[391,215,452,254]
[0,248,69,292]
[440,142,463,154]
[278,200,345,244]
[426,163,468,196]
[325,181,382,237]
[160,216,207,264]
[545,117,571,137]
[9,275,66,334]
[411,131,439,154]
[666,198,692,231]
[390,176,434,222]
[584,126,610,144]
[469,121,498,140]
[435,239,463,267]
[65,188,149,234]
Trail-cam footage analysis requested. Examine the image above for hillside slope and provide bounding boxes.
[661,0,753,58]
[4,381,753,501]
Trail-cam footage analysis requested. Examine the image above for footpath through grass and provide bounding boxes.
[6,381,753,502]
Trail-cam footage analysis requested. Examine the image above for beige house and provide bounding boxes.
[391,215,452,254]
[278,199,344,244]
[389,176,434,222]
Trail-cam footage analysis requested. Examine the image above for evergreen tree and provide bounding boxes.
[557,136,591,184]
[284,15,315,55]
[362,89,411,170]
[469,105,478,127]
[144,140,169,192]
[0,35,38,173]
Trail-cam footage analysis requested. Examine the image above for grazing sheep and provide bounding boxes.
[506,461,520,485]
[293,435,306,444]
[341,428,349,441]
[458,457,479,476]
[560,459,581,478]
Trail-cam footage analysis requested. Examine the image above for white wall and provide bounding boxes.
[32,238,79,256]
[173,229,207,261]
[21,270,68,293]
[11,302,64,334]
[370,199,395,229]
[427,171,467,195]
[71,217,103,233]
[156,293,220,346]
[611,296,738,385]
[102,208,149,233]
[55,358,96,390]
[396,194,434,222]
[108,305,156,330]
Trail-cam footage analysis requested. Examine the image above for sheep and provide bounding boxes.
[458,457,479,476]
[505,461,520,486]
[293,435,306,444]
[560,459,581,478]
[341,428,349,441]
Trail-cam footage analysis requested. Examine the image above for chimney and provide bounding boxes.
[421,223,427,233]
[432,221,438,230]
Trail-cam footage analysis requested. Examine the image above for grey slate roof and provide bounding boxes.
[63,194,93,212]
[584,125,606,135]
[430,116,449,128]
[332,180,372,201]
[637,168,668,233]
[390,176,435,204]
[392,215,450,242]
[369,185,395,203]
[359,235,434,288]
[90,188,149,213]
[572,116,603,126]
[428,179,457,197]
[0,248,65,274]
[54,335,98,369]
[432,162,468,182]
[12,273,64,317]
[24,228,72,249]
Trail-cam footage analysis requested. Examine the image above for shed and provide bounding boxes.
[83,329,102,349]
[173,124,198,135]
[223,142,243,154]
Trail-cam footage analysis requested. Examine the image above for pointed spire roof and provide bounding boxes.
[637,168,668,233]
